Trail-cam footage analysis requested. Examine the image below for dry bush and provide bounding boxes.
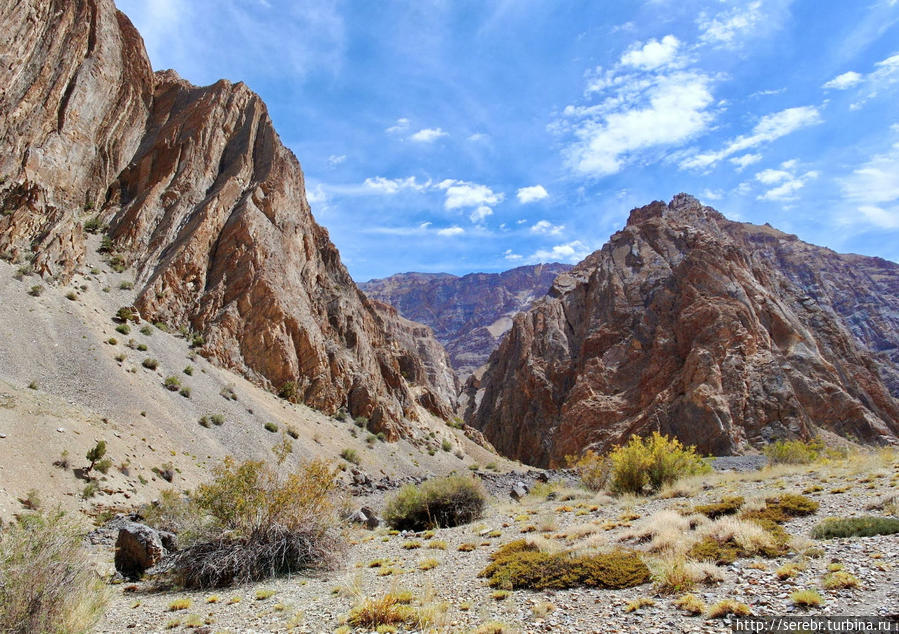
[572,450,611,491]
[607,433,711,495]
[620,510,707,555]
[383,475,486,531]
[764,438,823,464]
[0,511,108,633]
[160,457,346,588]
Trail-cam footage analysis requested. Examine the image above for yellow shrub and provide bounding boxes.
[609,432,711,495]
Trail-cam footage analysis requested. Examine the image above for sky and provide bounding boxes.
[116,0,899,282]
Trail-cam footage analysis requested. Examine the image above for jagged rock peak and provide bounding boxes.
[465,195,899,467]
[0,0,456,435]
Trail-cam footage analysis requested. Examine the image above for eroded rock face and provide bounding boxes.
[466,195,899,466]
[361,264,571,379]
[0,0,454,434]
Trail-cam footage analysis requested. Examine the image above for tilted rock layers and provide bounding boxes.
[361,263,571,379]
[466,195,899,466]
[0,0,455,435]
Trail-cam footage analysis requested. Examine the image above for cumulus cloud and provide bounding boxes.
[410,127,448,142]
[436,225,465,236]
[363,176,430,194]
[530,220,565,235]
[823,71,862,90]
[619,35,681,70]
[528,240,591,264]
[755,160,819,201]
[681,106,822,170]
[504,249,523,261]
[469,205,493,223]
[516,185,549,204]
[437,179,504,210]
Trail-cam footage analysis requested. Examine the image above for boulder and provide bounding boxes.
[510,481,529,501]
[114,521,170,580]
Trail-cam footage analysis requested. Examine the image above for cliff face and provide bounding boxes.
[465,195,899,466]
[0,0,454,435]
[361,263,571,379]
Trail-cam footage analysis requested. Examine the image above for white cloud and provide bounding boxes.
[409,127,448,142]
[840,147,899,224]
[564,70,715,176]
[528,240,591,264]
[516,185,549,204]
[306,183,327,204]
[327,154,346,167]
[700,188,723,201]
[729,153,763,171]
[437,179,504,210]
[697,1,764,48]
[619,35,681,70]
[516,219,528,224]
[469,205,493,223]
[468,133,488,142]
[436,226,465,237]
[363,176,430,194]
[504,249,523,261]
[530,220,565,235]
[681,106,822,170]
[823,71,862,90]
[386,118,410,134]
[755,161,819,201]
[850,53,899,109]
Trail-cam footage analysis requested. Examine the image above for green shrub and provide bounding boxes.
[137,343,147,352]
[183,365,194,376]
[179,387,191,398]
[441,439,452,452]
[608,432,711,495]
[478,540,650,590]
[0,512,108,633]
[264,422,279,433]
[83,216,104,234]
[139,325,152,336]
[164,458,346,588]
[278,381,298,402]
[164,376,181,391]
[199,416,211,428]
[116,307,135,322]
[210,414,225,426]
[811,516,899,539]
[383,475,487,531]
[28,285,44,297]
[764,438,823,464]
[189,334,205,349]
[340,448,360,465]
[85,441,107,473]
[119,281,134,290]
[115,324,130,335]
[693,496,744,519]
[94,458,112,475]
[142,358,159,370]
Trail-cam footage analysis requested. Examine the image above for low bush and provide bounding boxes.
[164,376,181,391]
[790,589,823,608]
[383,475,486,531]
[278,381,298,402]
[0,511,108,633]
[346,592,415,629]
[340,448,360,465]
[572,450,611,491]
[693,496,744,519]
[707,599,750,618]
[811,516,899,539]
[608,432,711,495]
[478,540,650,590]
[264,422,278,433]
[161,458,346,588]
[673,593,705,615]
[764,438,823,464]
[28,285,43,297]
[822,571,859,589]
[142,358,159,370]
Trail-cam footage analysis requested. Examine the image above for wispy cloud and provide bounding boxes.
[730,153,763,171]
[528,240,591,264]
[755,159,818,201]
[363,176,431,194]
[530,220,565,235]
[823,71,862,90]
[386,118,410,134]
[516,185,548,204]
[681,106,822,170]
[696,1,773,49]
[849,53,899,109]
[436,225,465,236]
[327,154,347,167]
[838,143,899,228]
[410,127,448,142]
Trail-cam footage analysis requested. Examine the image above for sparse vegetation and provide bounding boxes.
[28,285,44,297]
[163,457,346,588]
[383,475,487,531]
[115,323,130,335]
[142,358,159,370]
[278,381,298,402]
[764,438,823,464]
[572,449,611,491]
[164,376,181,391]
[85,440,107,473]
[478,539,650,590]
[822,571,860,590]
[264,422,279,433]
[707,599,750,618]
[183,365,194,376]
[811,516,899,539]
[673,593,705,616]
[790,589,823,608]
[119,281,134,290]
[210,414,225,426]
[0,511,108,633]
[341,448,360,465]
[607,432,711,495]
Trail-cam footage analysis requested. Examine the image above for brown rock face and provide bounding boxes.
[361,264,571,379]
[465,195,899,466]
[0,0,454,434]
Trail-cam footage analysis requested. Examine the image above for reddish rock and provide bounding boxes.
[361,264,571,379]
[466,195,899,466]
[0,0,454,433]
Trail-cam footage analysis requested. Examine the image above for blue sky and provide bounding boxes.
[116,0,899,281]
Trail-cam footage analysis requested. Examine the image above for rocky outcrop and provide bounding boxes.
[466,195,899,466]
[0,0,454,435]
[114,521,176,580]
[370,299,459,417]
[361,264,571,379]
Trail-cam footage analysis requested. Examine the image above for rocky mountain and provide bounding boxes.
[0,0,454,438]
[465,195,899,466]
[360,263,571,379]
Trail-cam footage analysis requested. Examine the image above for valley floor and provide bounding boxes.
[95,454,898,633]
